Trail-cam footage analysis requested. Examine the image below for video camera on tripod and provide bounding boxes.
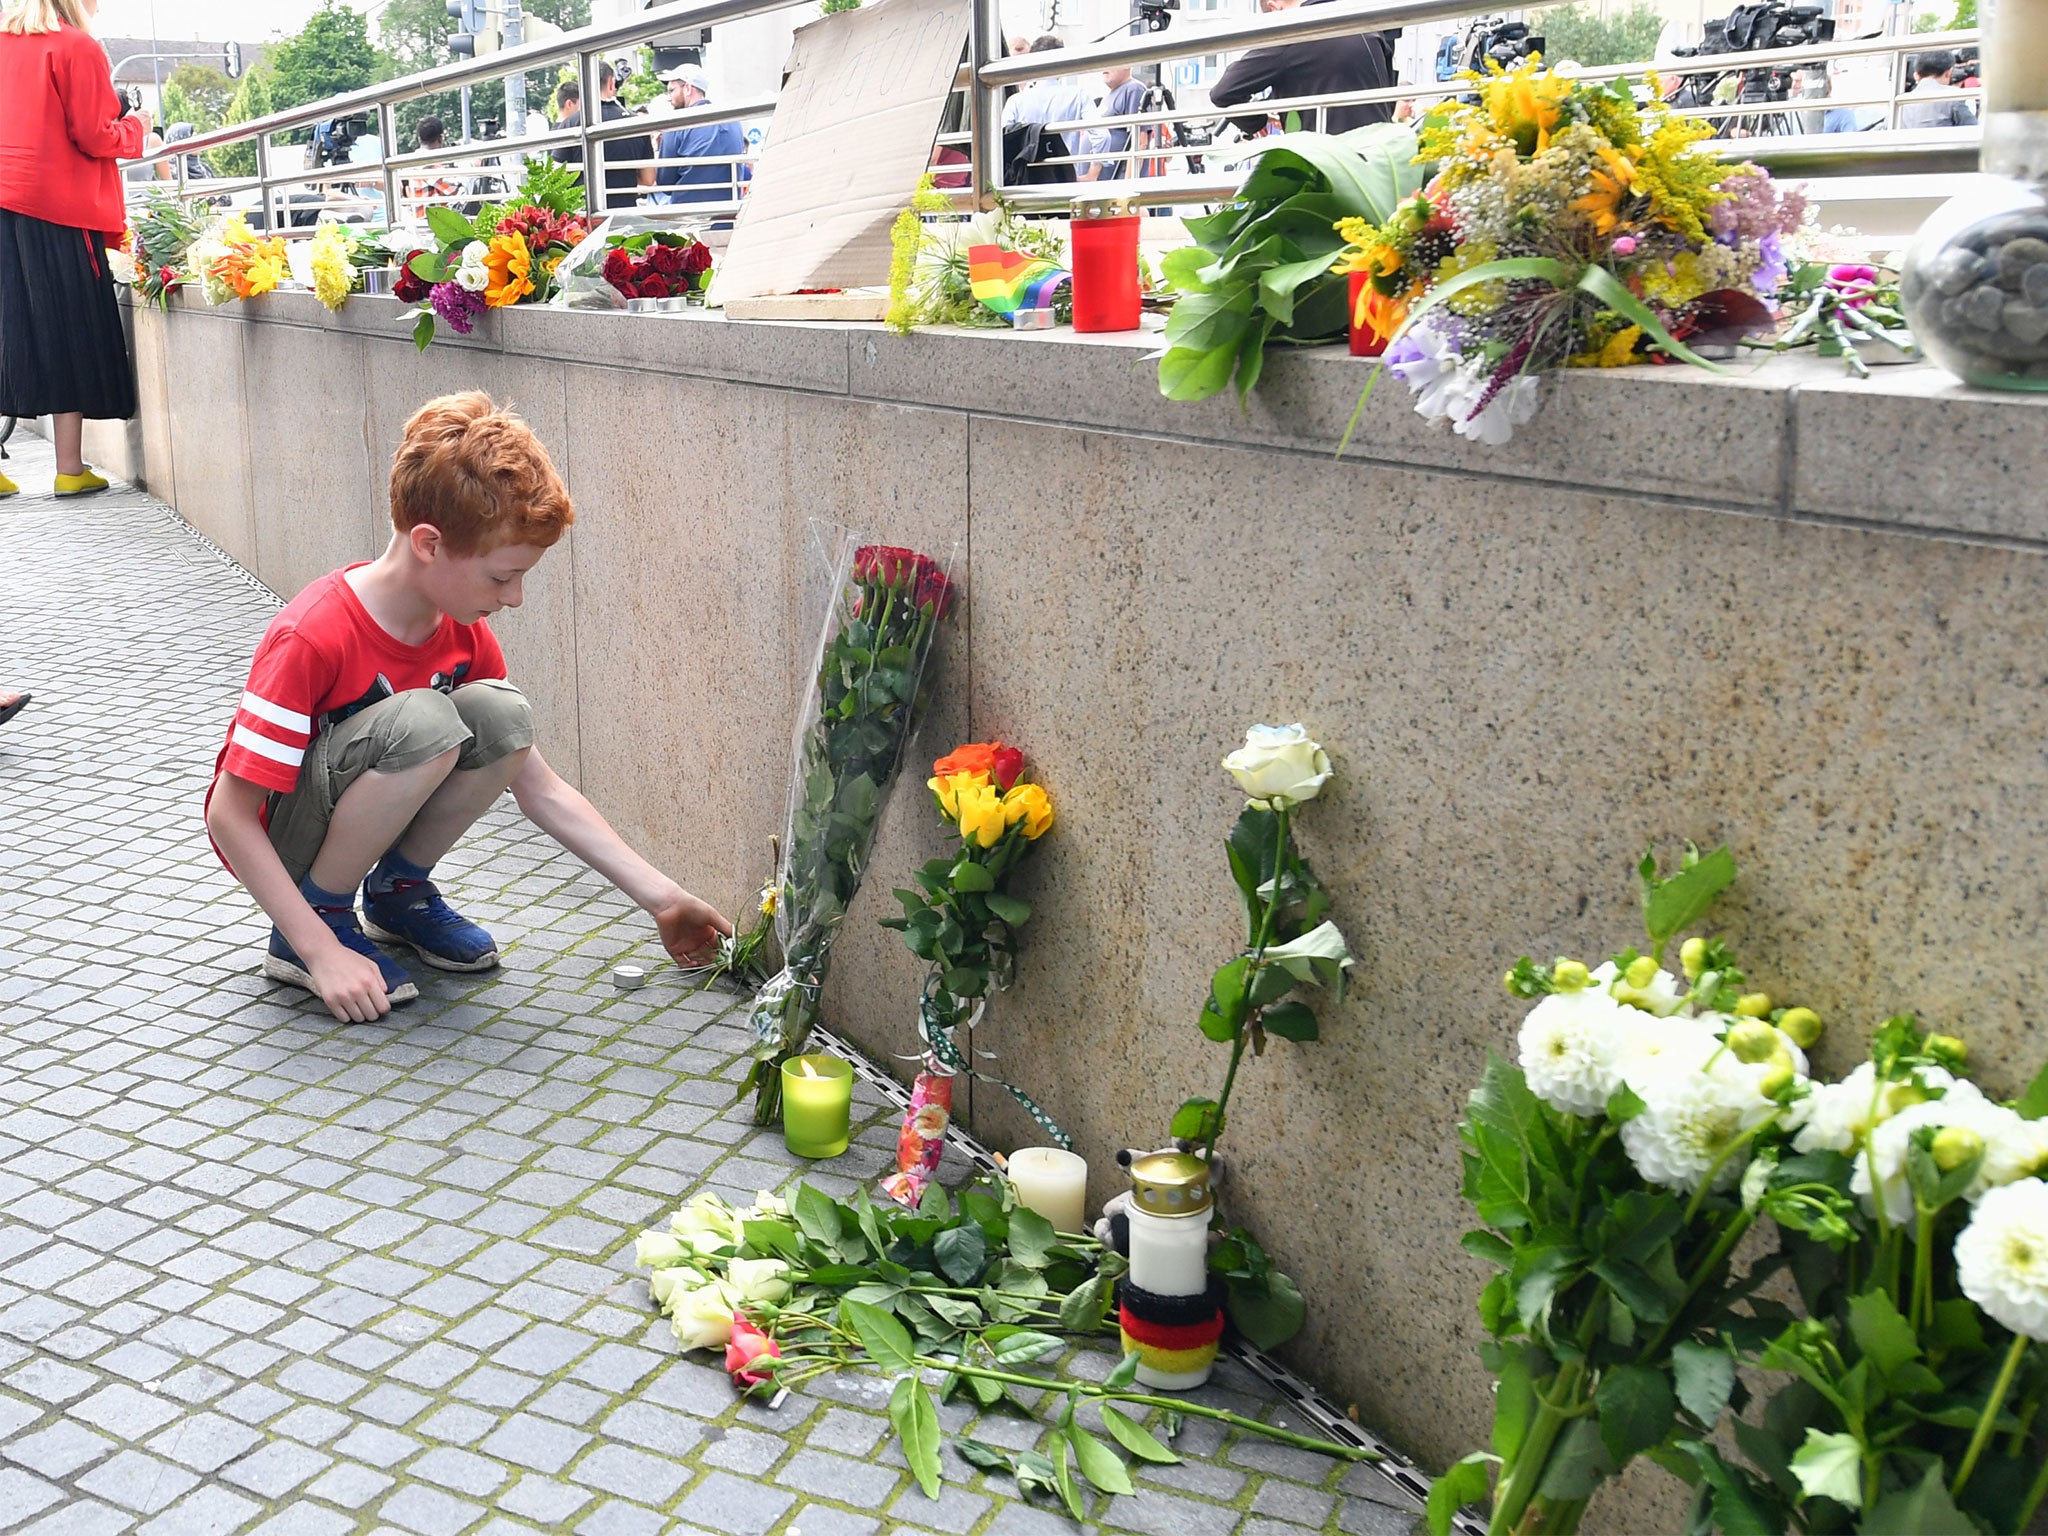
[1667,0,1834,114]
[1436,15,1545,81]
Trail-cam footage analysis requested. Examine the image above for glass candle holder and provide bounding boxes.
[780,1054,853,1158]
[1006,1147,1089,1233]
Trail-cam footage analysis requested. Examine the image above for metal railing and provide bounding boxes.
[122,0,1984,239]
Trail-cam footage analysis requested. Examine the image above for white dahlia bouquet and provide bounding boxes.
[1432,844,2048,1536]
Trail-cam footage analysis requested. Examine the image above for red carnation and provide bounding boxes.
[680,240,713,276]
[638,273,672,299]
[393,251,430,304]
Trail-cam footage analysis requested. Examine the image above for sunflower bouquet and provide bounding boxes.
[401,157,593,349]
[879,741,1060,1207]
[1335,62,1805,447]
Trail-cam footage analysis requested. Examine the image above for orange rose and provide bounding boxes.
[933,743,996,779]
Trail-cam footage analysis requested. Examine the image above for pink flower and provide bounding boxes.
[1826,263,1880,308]
[1611,235,1637,256]
[724,1313,781,1388]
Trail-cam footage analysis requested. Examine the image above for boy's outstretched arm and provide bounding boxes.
[509,749,734,964]
[207,774,395,1022]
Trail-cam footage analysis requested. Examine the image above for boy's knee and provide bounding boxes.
[451,680,534,772]
[355,689,471,775]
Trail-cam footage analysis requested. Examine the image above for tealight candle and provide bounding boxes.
[780,1054,853,1158]
[1006,1146,1089,1234]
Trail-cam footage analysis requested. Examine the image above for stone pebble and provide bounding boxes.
[1915,210,2048,377]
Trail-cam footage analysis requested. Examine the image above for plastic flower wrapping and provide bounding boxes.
[1334,63,1806,446]
[886,174,1073,333]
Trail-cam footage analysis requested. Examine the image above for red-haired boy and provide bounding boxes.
[206,392,730,1022]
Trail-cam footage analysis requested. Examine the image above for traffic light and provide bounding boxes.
[447,0,500,60]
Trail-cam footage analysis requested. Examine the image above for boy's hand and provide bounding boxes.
[654,889,735,968]
[306,942,395,1023]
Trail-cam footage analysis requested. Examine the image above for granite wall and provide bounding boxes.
[102,289,2048,1526]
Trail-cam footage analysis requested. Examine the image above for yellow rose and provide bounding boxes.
[1002,783,1054,840]
[956,782,1008,849]
[928,770,988,822]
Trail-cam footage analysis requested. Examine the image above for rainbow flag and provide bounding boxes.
[968,244,1070,317]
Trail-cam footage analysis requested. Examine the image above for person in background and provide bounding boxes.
[164,120,207,179]
[1002,36,1098,159]
[1899,50,1976,129]
[1209,0,1397,136]
[1078,64,1151,181]
[0,0,149,498]
[654,65,745,209]
[553,66,655,208]
[404,115,462,217]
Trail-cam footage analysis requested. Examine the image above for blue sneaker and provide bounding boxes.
[361,880,500,972]
[264,915,419,1004]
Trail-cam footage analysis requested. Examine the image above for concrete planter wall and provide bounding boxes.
[100,288,2048,1524]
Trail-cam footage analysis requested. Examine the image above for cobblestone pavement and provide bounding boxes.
[0,437,1425,1536]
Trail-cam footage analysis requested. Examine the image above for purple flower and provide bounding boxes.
[1753,231,1789,296]
[429,280,485,335]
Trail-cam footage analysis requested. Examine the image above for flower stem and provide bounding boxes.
[1201,806,1291,1167]
[2015,1434,2048,1532]
[1953,1333,2030,1500]
[1487,1359,1586,1536]
[1910,1203,1936,1333]
[909,1355,1379,1461]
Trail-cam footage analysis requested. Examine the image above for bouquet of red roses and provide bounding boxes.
[603,233,714,301]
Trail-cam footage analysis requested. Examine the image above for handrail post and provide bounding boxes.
[580,47,601,217]
[378,102,400,230]
[255,130,273,234]
[969,0,1001,211]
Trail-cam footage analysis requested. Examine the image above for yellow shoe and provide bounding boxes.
[53,468,108,497]
[0,470,16,497]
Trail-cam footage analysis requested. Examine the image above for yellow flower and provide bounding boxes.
[310,222,353,312]
[955,782,1008,849]
[1570,144,1638,236]
[758,885,778,917]
[482,231,534,308]
[1002,783,1054,840]
[1479,61,1571,155]
[928,770,990,822]
[1597,324,1643,367]
[220,211,255,246]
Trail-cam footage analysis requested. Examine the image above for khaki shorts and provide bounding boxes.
[267,680,534,882]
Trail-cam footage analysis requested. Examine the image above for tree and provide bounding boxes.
[377,0,592,148]
[1534,2,1665,68]
[1912,11,1946,31]
[163,62,232,128]
[209,66,271,177]
[269,0,377,112]
[1951,0,1977,25]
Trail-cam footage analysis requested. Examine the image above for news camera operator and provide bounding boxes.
[0,0,149,498]
[1209,0,1398,136]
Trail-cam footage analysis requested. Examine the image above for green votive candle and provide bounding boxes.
[781,1054,854,1158]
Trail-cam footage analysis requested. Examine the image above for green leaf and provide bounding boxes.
[1577,264,1728,375]
[1788,1429,1863,1508]
[985,893,1032,926]
[951,860,996,893]
[1100,1404,1179,1464]
[1007,1206,1056,1266]
[1161,283,1255,353]
[954,1436,1014,1473]
[889,1376,943,1499]
[1671,1341,1737,1427]
[1640,844,1737,953]
[1537,1418,1616,1501]
[1210,957,1250,1021]
[1160,244,1215,294]
[411,309,436,352]
[1260,1001,1319,1043]
[841,1299,916,1375]
[1846,1287,1921,1381]
[986,1329,1063,1365]
[924,1292,984,1329]
[1258,249,1347,327]
[1198,1003,1240,1043]
[1596,1364,1675,1465]
[1225,1270,1305,1350]
[741,1219,802,1262]
[424,204,475,247]
[1102,1351,1140,1391]
[1051,1430,1087,1522]
[1862,1462,1974,1534]
[1068,1424,1134,1495]
[1157,342,1241,402]
[1171,1098,1220,1141]
[2016,1055,2048,1120]
[1058,1273,1112,1333]
[1590,1257,1674,1326]
[1427,1452,1495,1536]
[934,1223,987,1286]
[1680,1440,1780,1536]
[1461,1230,1513,1268]
[1491,1344,1537,1462]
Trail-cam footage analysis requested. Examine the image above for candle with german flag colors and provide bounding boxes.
[1118,1152,1225,1390]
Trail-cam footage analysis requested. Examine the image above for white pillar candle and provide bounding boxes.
[1988,0,2048,114]
[1007,1147,1089,1234]
[1126,1207,1210,1298]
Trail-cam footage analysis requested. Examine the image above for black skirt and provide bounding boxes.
[0,207,136,421]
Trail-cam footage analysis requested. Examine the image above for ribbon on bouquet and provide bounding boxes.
[881,979,1072,1208]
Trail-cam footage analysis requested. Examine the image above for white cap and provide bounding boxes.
[660,64,710,94]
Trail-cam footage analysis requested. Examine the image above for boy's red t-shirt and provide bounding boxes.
[212,564,507,802]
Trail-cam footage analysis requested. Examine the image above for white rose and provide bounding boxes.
[462,240,488,264]
[669,1283,737,1351]
[726,1257,791,1306]
[455,260,489,293]
[648,1265,706,1310]
[670,1194,739,1249]
[1222,724,1332,809]
[635,1230,690,1268]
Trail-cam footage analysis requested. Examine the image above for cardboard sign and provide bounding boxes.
[707,0,969,305]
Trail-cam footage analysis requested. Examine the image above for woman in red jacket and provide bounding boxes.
[0,0,149,498]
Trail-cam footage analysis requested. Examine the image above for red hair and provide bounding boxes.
[389,392,573,555]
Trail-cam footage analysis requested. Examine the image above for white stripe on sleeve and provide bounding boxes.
[239,690,313,733]
[231,723,306,768]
